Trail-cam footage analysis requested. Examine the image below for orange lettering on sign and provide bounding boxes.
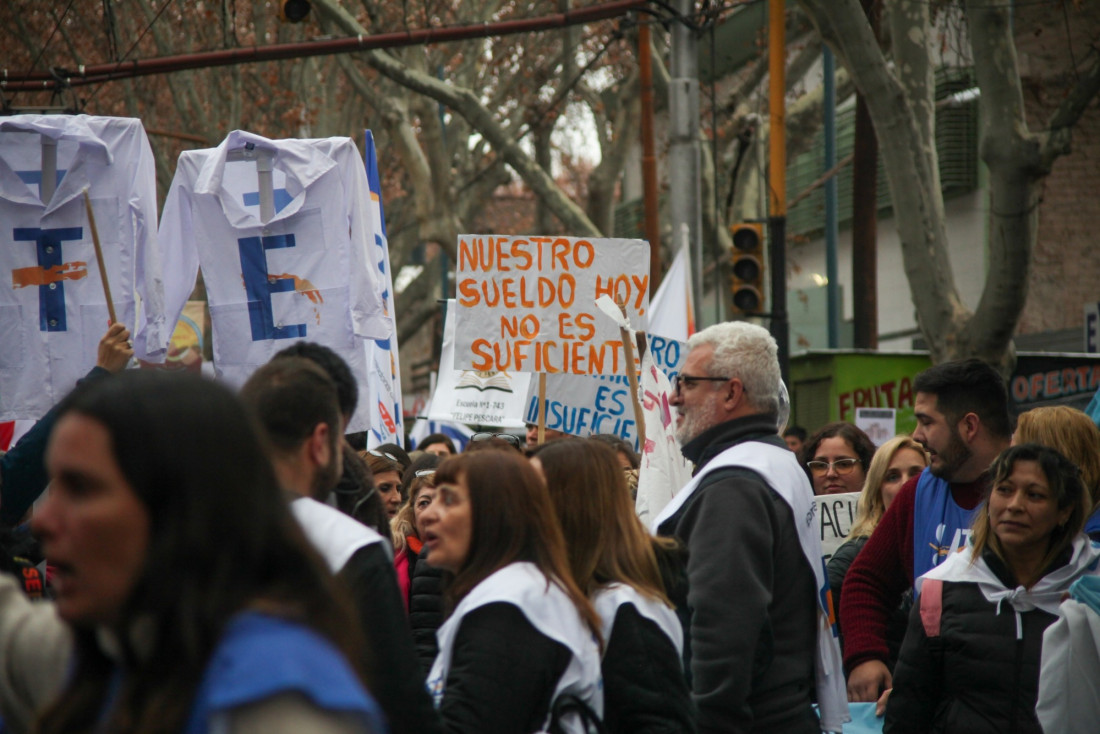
[12,261,88,288]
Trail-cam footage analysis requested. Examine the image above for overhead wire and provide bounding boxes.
[7,0,79,104]
[86,0,179,105]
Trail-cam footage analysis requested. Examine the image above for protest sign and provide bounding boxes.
[428,300,531,428]
[453,235,650,375]
[855,407,897,447]
[522,333,688,449]
[814,491,860,562]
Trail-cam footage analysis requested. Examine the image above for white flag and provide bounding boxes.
[635,344,693,525]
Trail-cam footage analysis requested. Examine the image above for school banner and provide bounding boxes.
[363,130,405,447]
[814,491,860,562]
[453,235,650,375]
[521,333,688,449]
[429,300,531,428]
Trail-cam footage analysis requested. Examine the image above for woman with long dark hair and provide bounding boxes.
[9,371,383,733]
[533,438,695,733]
[420,450,603,732]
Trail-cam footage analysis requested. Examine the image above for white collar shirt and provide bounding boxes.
[158,130,390,432]
[0,114,166,418]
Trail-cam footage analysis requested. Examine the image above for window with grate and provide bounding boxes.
[786,67,978,240]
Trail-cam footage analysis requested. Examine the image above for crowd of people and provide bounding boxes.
[0,320,1099,733]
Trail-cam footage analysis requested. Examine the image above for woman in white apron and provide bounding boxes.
[421,450,603,733]
[533,438,696,733]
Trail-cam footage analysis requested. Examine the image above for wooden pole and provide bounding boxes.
[639,20,662,296]
[617,299,646,448]
[83,189,118,324]
[537,373,547,445]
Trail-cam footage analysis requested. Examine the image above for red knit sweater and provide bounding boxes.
[839,472,988,673]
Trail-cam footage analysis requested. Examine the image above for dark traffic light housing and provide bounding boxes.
[278,0,311,22]
[729,222,765,315]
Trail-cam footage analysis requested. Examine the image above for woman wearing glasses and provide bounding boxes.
[801,422,877,497]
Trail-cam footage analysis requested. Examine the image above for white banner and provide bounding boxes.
[647,242,694,342]
[453,235,650,375]
[635,346,693,525]
[429,300,531,428]
[363,130,405,447]
[814,491,861,562]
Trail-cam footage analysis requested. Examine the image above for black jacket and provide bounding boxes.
[602,601,697,734]
[340,543,444,734]
[656,414,819,734]
[884,547,1064,734]
[439,602,571,733]
[409,544,445,676]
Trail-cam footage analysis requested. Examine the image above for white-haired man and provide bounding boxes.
[652,322,847,734]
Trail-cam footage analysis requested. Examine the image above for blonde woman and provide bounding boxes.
[1013,405,1100,540]
[827,436,928,657]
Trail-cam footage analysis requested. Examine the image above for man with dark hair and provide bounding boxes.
[240,358,442,734]
[782,425,808,454]
[841,358,1012,705]
[273,341,358,427]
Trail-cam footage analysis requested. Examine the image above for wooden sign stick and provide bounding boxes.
[537,373,547,446]
[617,299,647,448]
[83,189,118,324]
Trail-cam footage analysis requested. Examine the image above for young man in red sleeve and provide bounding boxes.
[840,359,1012,706]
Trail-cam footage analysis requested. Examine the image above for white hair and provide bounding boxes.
[686,322,780,415]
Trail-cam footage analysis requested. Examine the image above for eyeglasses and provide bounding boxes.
[671,373,730,397]
[414,469,437,478]
[470,432,523,449]
[366,449,401,467]
[806,458,861,476]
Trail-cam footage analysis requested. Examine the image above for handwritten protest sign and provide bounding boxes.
[454,235,650,375]
[814,491,861,562]
[521,334,687,450]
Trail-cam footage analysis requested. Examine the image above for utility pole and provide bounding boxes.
[768,0,789,384]
[638,19,662,296]
[668,0,704,323]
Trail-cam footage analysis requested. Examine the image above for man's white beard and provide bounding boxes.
[675,400,722,446]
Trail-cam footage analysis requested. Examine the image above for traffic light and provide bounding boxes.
[278,0,311,22]
[729,222,765,315]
